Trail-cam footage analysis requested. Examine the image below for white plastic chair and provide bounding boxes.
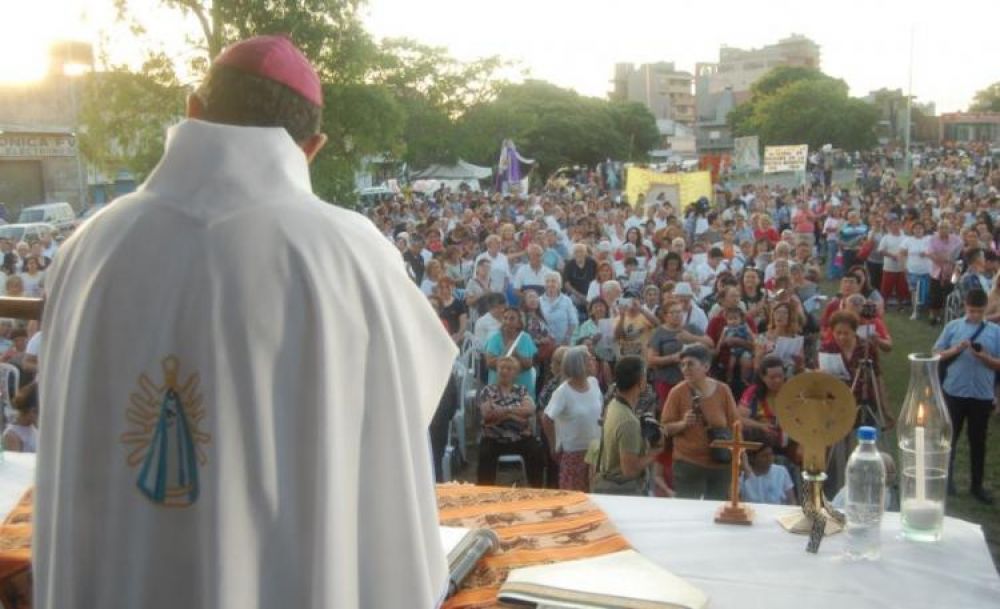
[944,289,963,325]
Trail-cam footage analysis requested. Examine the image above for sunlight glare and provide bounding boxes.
[0,1,95,84]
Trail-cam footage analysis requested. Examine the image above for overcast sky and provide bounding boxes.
[2,0,997,113]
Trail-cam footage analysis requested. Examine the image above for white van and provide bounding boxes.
[0,222,56,243]
[18,202,76,232]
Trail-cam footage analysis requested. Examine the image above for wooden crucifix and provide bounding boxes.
[710,419,762,526]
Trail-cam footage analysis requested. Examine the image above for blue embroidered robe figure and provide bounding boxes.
[122,356,210,507]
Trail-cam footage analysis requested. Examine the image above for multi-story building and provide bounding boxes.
[704,35,820,95]
[0,41,93,214]
[611,62,695,126]
[939,113,1000,143]
[695,35,821,152]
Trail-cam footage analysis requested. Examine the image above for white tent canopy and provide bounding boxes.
[411,159,492,181]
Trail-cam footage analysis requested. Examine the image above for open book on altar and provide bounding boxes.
[497,549,708,609]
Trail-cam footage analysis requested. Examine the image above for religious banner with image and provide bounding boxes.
[763,144,808,174]
[624,168,712,210]
[733,136,760,172]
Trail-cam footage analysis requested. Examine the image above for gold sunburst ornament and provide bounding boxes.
[120,356,210,507]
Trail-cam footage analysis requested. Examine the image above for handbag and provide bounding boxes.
[939,321,985,384]
[690,387,732,464]
[707,426,733,464]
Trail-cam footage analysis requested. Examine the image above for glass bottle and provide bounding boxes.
[897,353,952,542]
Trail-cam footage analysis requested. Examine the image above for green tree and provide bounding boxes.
[87,4,510,203]
[92,0,383,203]
[313,82,406,199]
[78,53,187,182]
[749,66,827,98]
[730,67,877,151]
[365,38,510,168]
[608,102,661,162]
[969,82,1000,113]
[455,81,658,177]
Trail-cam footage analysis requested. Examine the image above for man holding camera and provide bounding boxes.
[934,288,999,504]
[590,356,664,496]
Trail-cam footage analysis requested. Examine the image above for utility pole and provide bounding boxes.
[904,27,914,175]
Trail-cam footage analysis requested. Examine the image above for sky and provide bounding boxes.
[0,0,997,113]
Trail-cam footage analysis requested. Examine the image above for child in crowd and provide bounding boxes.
[722,307,754,387]
[2,381,38,453]
[740,443,795,505]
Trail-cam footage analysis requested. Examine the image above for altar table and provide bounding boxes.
[2,454,997,609]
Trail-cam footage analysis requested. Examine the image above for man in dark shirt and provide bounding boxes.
[403,234,426,284]
[437,277,469,344]
[563,243,597,313]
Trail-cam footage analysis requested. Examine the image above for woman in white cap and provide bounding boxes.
[672,282,709,333]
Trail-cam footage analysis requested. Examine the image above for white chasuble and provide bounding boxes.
[35,119,457,609]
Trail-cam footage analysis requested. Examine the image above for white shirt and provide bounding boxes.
[513,262,549,291]
[35,120,457,609]
[476,251,510,292]
[20,271,44,297]
[544,377,602,452]
[625,215,645,231]
[694,261,727,300]
[903,235,933,275]
[684,303,709,333]
[740,464,794,505]
[879,233,908,273]
[2,423,37,453]
[26,330,42,357]
[474,313,501,349]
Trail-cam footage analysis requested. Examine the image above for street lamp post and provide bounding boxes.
[904,27,914,176]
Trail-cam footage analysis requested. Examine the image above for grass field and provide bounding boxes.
[880,308,1000,571]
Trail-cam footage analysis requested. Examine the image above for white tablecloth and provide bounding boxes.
[2,454,997,609]
[592,494,1000,609]
[0,452,33,517]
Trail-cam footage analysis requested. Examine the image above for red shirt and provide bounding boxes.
[754,227,780,245]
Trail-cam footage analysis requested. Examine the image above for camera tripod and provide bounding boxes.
[849,339,892,436]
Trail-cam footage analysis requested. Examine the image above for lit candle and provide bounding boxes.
[915,404,926,501]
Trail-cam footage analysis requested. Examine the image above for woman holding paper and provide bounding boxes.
[819,310,876,494]
[819,308,891,428]
[752,303,805,374]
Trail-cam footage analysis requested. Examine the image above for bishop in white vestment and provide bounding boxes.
[35,36,457,609]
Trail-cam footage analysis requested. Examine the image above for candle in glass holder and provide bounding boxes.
[898,354,952,543]
[915,405,926,500]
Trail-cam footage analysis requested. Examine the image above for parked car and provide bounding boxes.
[17,202,76,232]
[0,222,56,243]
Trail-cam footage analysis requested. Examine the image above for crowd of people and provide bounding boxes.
[369,142,1000,506]
[0,231,51,452]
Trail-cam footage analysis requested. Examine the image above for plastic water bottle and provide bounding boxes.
[845,426,886,560]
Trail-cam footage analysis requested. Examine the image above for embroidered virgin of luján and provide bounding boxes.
[121,356,210,507]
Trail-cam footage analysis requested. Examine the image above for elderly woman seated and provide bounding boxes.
[477,356,545,487]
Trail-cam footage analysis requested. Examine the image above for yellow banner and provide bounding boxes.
[624,168,712,209]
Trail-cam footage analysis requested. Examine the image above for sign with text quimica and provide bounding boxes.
[763,144,808,174]
[0,134,76,158]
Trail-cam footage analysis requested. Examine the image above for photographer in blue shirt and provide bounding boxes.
[934,288,999,504]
